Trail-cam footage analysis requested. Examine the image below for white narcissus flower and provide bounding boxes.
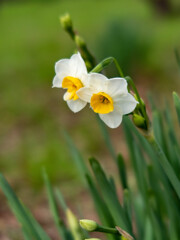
[77,73,138,128]
[53,52,88,112]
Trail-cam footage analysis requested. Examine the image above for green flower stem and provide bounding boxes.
[125,76,149,128]
[145,132,180,200]
[80,219,122,236]
[113,57,124,78]
[91,57,124,78]
[96,225,121,236]
[91,57,113,73]
[60,13,75,40]
[60,13,95,70]
[103,59,149,129]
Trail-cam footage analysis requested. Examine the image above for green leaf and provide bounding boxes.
[63,129,90,183]
[148,135,180,200]
[123,189,132,226]
[132,142,147,201]
[152,111,168,156]
[22,227,33,240]
[56,188,86,240]
[43,169,72,240]
[0,174,43,240]
[116,154,128,189]
[147,165,166,215]
[133,195,146,238]
[55,188,67,211]
[147,93,156,112]
[123,117,179,198]
[89,157,132,235]
[66,208,86,240]
[23,207,51,240]
[96,114,117,162]
[173,92,180,125]
[152,107,180,174]
[144,217,154,240]
[123,120,147,200]
[86,174,118,240]
[149,209,166,240]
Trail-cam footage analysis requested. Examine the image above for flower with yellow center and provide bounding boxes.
[77,73,138,128]
[52,52,88,112]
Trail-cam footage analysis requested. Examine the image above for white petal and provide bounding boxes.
[54,53,87,87]
[55,59,70,74]
[63,91,72,101]
[78,73,90,87]
[52,75,62,88]
[88,73,108,92]
[99,111,123,128]
[69,52,87,78]
[114,93,138,115]
[106,78,128,97]
[53,59,71,87]
[76,87,94,102]
[67,99,87,113]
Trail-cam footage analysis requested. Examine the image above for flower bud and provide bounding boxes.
[79,219,98,232]
[66,208,79,230]
[66,209,84,240]
[121,236,128,240]
[75,35,86,48]
[60,13,73,32]
[134,94,145,110]
[133,113,147,130]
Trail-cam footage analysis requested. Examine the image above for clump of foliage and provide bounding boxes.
[1,14,180,240]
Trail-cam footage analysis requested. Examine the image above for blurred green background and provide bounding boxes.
[1,0,180,217]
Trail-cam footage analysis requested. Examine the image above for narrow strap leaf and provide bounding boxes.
[0,174,42,240]
[116,154,128,189]
[173,92,180,125]
[62,129,90,183]
[55,188,67,211]
[96,114,117,162]
[86,174,119,240]
[89,158,133,235]
[43,169,72,240]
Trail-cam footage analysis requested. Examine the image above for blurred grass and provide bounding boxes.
[0,0,180,193]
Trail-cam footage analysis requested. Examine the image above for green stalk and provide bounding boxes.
[80,219,123,237]
[60,13,95,70]
[113,57,124,77]
[91,57,124,77]
[103,58,149,129]
[125,76,149,128]
[145,132,180,200]
[96,226,121,236]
